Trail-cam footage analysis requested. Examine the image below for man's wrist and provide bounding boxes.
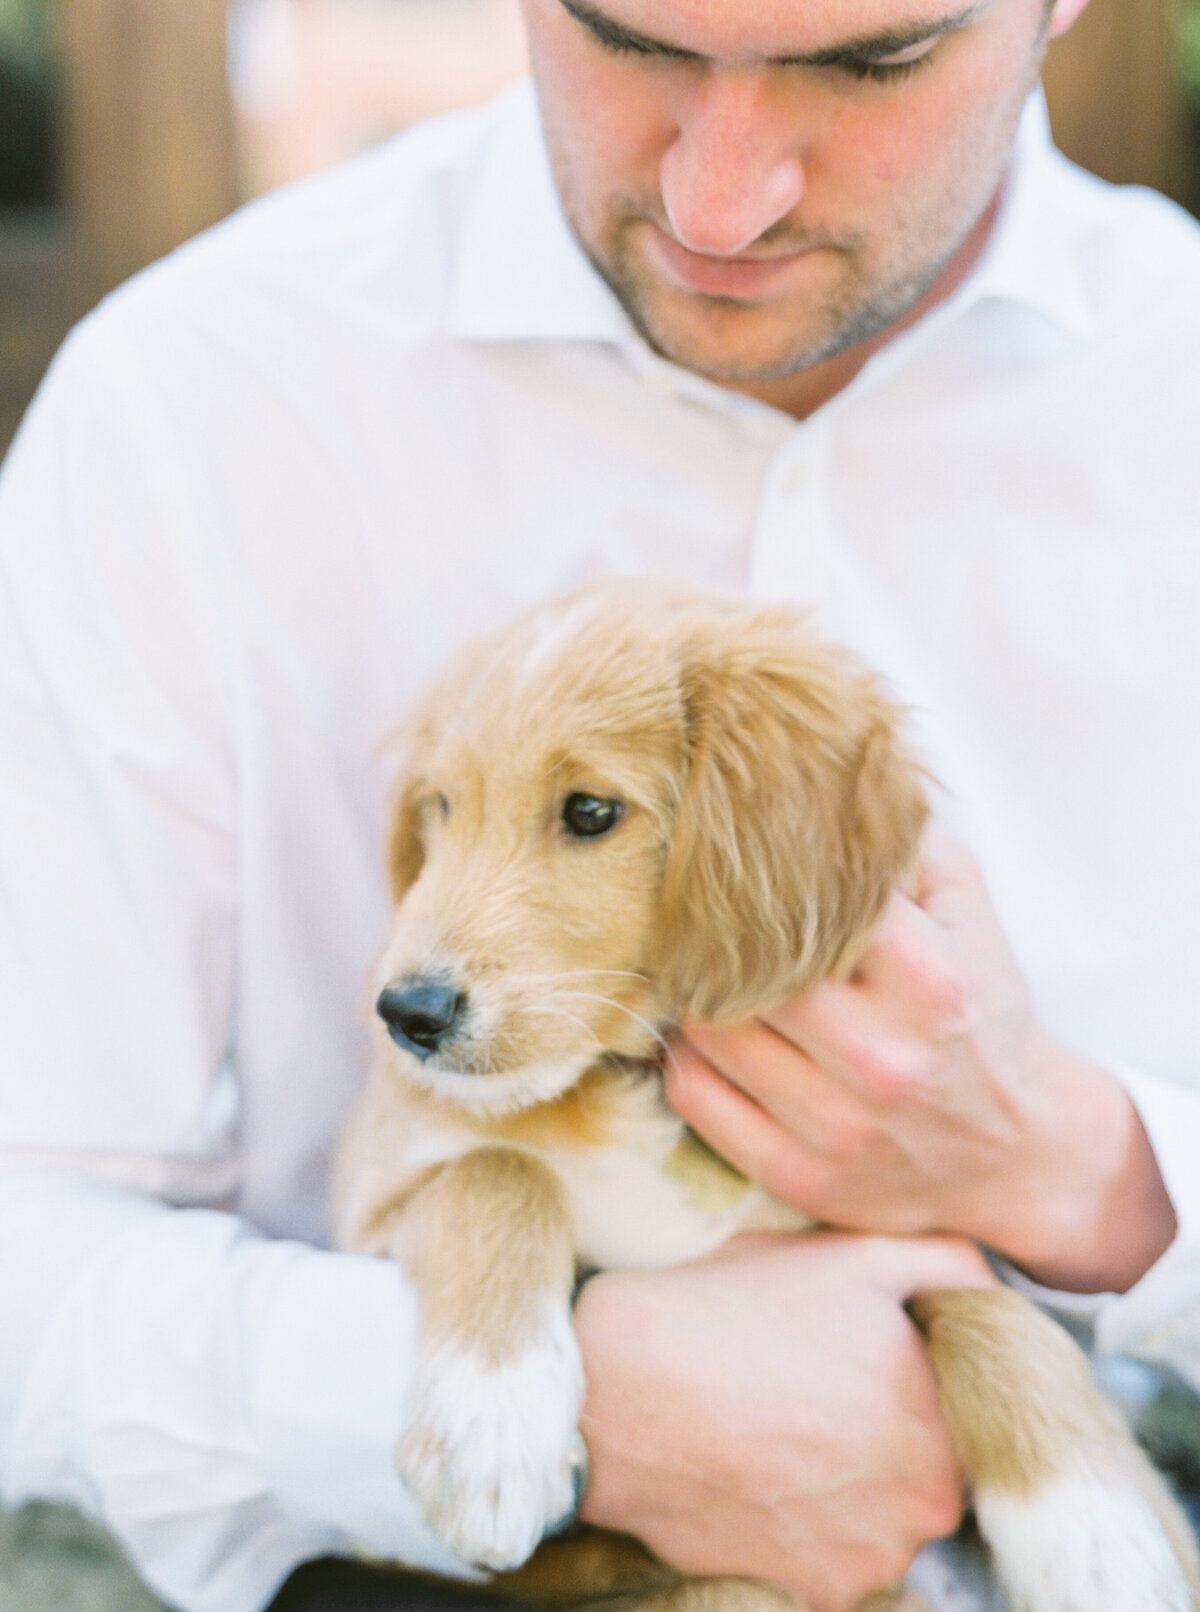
[570,1267,665,1538]
[995,1044,1176,1294]
[544,1269,598,1538]
[543,1430,592,1538]
[570,1270,620,1532]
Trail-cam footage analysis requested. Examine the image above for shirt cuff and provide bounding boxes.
[251,1244,484,1580]
[994,1063,1200,1385]
[1096,1063,1200,1374]
[985,1255,1113,1347]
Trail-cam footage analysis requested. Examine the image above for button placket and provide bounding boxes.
[746,421,833,613]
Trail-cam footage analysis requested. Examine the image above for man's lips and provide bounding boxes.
[645,223,824,300]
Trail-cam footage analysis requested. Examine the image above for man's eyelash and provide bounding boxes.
[838,54,933,82]
[585,38,936,76]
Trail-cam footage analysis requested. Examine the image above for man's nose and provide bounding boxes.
[659,68,806,257]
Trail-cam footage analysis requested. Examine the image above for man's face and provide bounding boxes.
[521,0,1077,395]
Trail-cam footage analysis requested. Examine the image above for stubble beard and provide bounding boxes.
[574,202,986,385]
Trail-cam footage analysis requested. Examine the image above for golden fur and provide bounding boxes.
[334,581,1200,1612]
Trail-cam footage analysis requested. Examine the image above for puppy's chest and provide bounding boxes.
[558,1132,806,1269]
[498,1076,810,1270]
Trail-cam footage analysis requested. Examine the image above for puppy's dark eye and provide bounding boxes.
[562,793,624,838]
[420,792,449,827]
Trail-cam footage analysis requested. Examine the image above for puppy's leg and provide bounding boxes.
[379,1147,582,1571]
[579,1574,924,1612]
[911,1287,1200,1612]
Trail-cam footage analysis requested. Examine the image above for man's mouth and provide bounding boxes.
[644,222,827,301]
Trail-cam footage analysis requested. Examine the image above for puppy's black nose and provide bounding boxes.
[376,978,468,1060]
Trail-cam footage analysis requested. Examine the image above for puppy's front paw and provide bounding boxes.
[977,1466,1199,1612]
[398,1303,585,1570]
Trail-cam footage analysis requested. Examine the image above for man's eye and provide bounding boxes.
[562,793,624,838]
[840,41,937,82]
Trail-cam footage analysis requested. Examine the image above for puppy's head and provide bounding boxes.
[375,582,928,1115]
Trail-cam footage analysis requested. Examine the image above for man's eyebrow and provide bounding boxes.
[555,0,987,65]
[557,0,700,58]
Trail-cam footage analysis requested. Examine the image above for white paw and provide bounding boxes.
[976,1465,1197,1612]
[398,1301,585,1570]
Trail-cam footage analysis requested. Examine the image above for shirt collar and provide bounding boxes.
[449,79,1097,351]
[449,80,633,343]
[949,87,1097,344]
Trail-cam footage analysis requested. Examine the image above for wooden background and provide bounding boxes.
[1043,0,1188,197]
[0,0,1192,456]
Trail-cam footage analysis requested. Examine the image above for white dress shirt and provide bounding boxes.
[0,78,1198,1612]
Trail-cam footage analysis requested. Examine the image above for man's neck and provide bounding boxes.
[724,187,1004,422]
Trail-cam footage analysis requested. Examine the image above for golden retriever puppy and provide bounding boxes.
[333,581,1199,1612]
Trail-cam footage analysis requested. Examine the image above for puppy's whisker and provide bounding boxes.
[521,969,651,986]
[553,989,672,1057]
[560,969,650,982]
[521,1003,609,1048]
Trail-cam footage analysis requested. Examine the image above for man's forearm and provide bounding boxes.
[975,1039,1177,1294]
[0,1177,464,1612]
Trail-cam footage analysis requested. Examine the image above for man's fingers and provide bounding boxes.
[664,1037,783,1163]
[665,1038,834,1206]
[913,825,992,920]
[673,1022,874,1151]
[678,1019,820,1109]
[841,893,966,1018]
[857,1231,998,1302]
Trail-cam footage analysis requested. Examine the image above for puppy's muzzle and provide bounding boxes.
[377,976,468,1061]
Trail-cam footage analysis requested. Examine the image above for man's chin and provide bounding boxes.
[618,291,869,387]
[585,244,878,385]
[607,251,954,391]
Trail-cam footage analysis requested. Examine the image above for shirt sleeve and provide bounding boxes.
[1094,1066,1200,1374]
[0,317,476,1609]
[0,1177,477,1612]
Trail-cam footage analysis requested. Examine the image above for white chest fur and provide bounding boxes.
[539,1127,805,1270]
[332,1060,807,1269]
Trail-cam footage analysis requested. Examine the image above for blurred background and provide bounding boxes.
[2,0,1200,459]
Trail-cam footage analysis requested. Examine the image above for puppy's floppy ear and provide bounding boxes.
[385,772,426,901]
[654,607,929,1021]
[383,706,439,901]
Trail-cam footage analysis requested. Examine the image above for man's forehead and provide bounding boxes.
[558,0,997,62]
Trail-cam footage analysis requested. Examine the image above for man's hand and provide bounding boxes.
[574,1232,993,1612]
[666,831,1176,1294]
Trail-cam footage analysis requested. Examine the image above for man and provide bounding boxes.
[0,0,1198,1609]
